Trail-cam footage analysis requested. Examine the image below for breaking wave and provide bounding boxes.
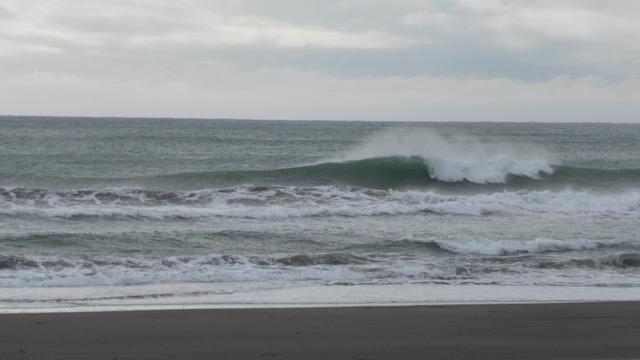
[1,247,638,288]
[6,129,638,190]
[95,128,632,189]
[1,186,639,220]
[147,158,640,190]
[335,128,556,184]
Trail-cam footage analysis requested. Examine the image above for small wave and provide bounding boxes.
[609,253,640,268]
[0,255,39,270]
[420,238,622,256]
[0,253,375,272]
[0,187,213,206]
[0,253,381,287]
[346,237,630,256]
[275,253,372,266]
[535,253,640,269]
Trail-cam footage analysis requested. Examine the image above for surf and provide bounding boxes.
[2,186,639,220]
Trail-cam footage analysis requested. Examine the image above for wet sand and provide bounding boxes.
[1,302,639,359]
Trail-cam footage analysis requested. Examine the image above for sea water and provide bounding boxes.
[1,117,639,310]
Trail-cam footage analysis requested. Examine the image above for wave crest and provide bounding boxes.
[337,128,555,184]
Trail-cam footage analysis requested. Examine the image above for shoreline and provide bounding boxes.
[0,298,637,315]
[2,301,639,359]
[3,282,640,314]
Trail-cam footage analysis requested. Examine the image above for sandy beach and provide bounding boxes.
[1,301,639,359]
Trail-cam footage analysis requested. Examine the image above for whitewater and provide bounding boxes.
[1,117,639,311]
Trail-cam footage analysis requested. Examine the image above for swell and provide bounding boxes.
[148,157,640,190]
[150,156,438,189]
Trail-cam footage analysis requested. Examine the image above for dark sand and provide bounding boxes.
[1,302,639,359]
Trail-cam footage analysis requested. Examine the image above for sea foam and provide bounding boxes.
[0,186,639,220]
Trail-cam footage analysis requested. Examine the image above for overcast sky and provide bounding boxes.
[1,0,639,122]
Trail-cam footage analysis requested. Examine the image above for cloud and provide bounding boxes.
[129,19,428,49]
[402,11,453,28]
[0,5,11,18]
[0,0,638,121]
[0,1,426,52]
[1,61,638,122]
[454,1,640,74]
[459,1,640,45]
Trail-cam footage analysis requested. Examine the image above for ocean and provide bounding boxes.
[1,117,639,310]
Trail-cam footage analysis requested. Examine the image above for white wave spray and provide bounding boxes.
[338,128,556,183]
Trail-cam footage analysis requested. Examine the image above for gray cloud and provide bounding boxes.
[0,0,639,121]
[0,5,11,18]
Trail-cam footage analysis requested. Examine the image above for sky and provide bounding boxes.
[1,0,639,122]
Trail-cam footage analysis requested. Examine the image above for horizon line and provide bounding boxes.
[1,114,638,125]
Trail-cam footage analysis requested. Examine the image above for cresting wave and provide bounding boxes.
[152,158,640,190]
[1,186,639,220]
[335,128,557,184]
[154,128,634,189]
[5,128,639,190]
